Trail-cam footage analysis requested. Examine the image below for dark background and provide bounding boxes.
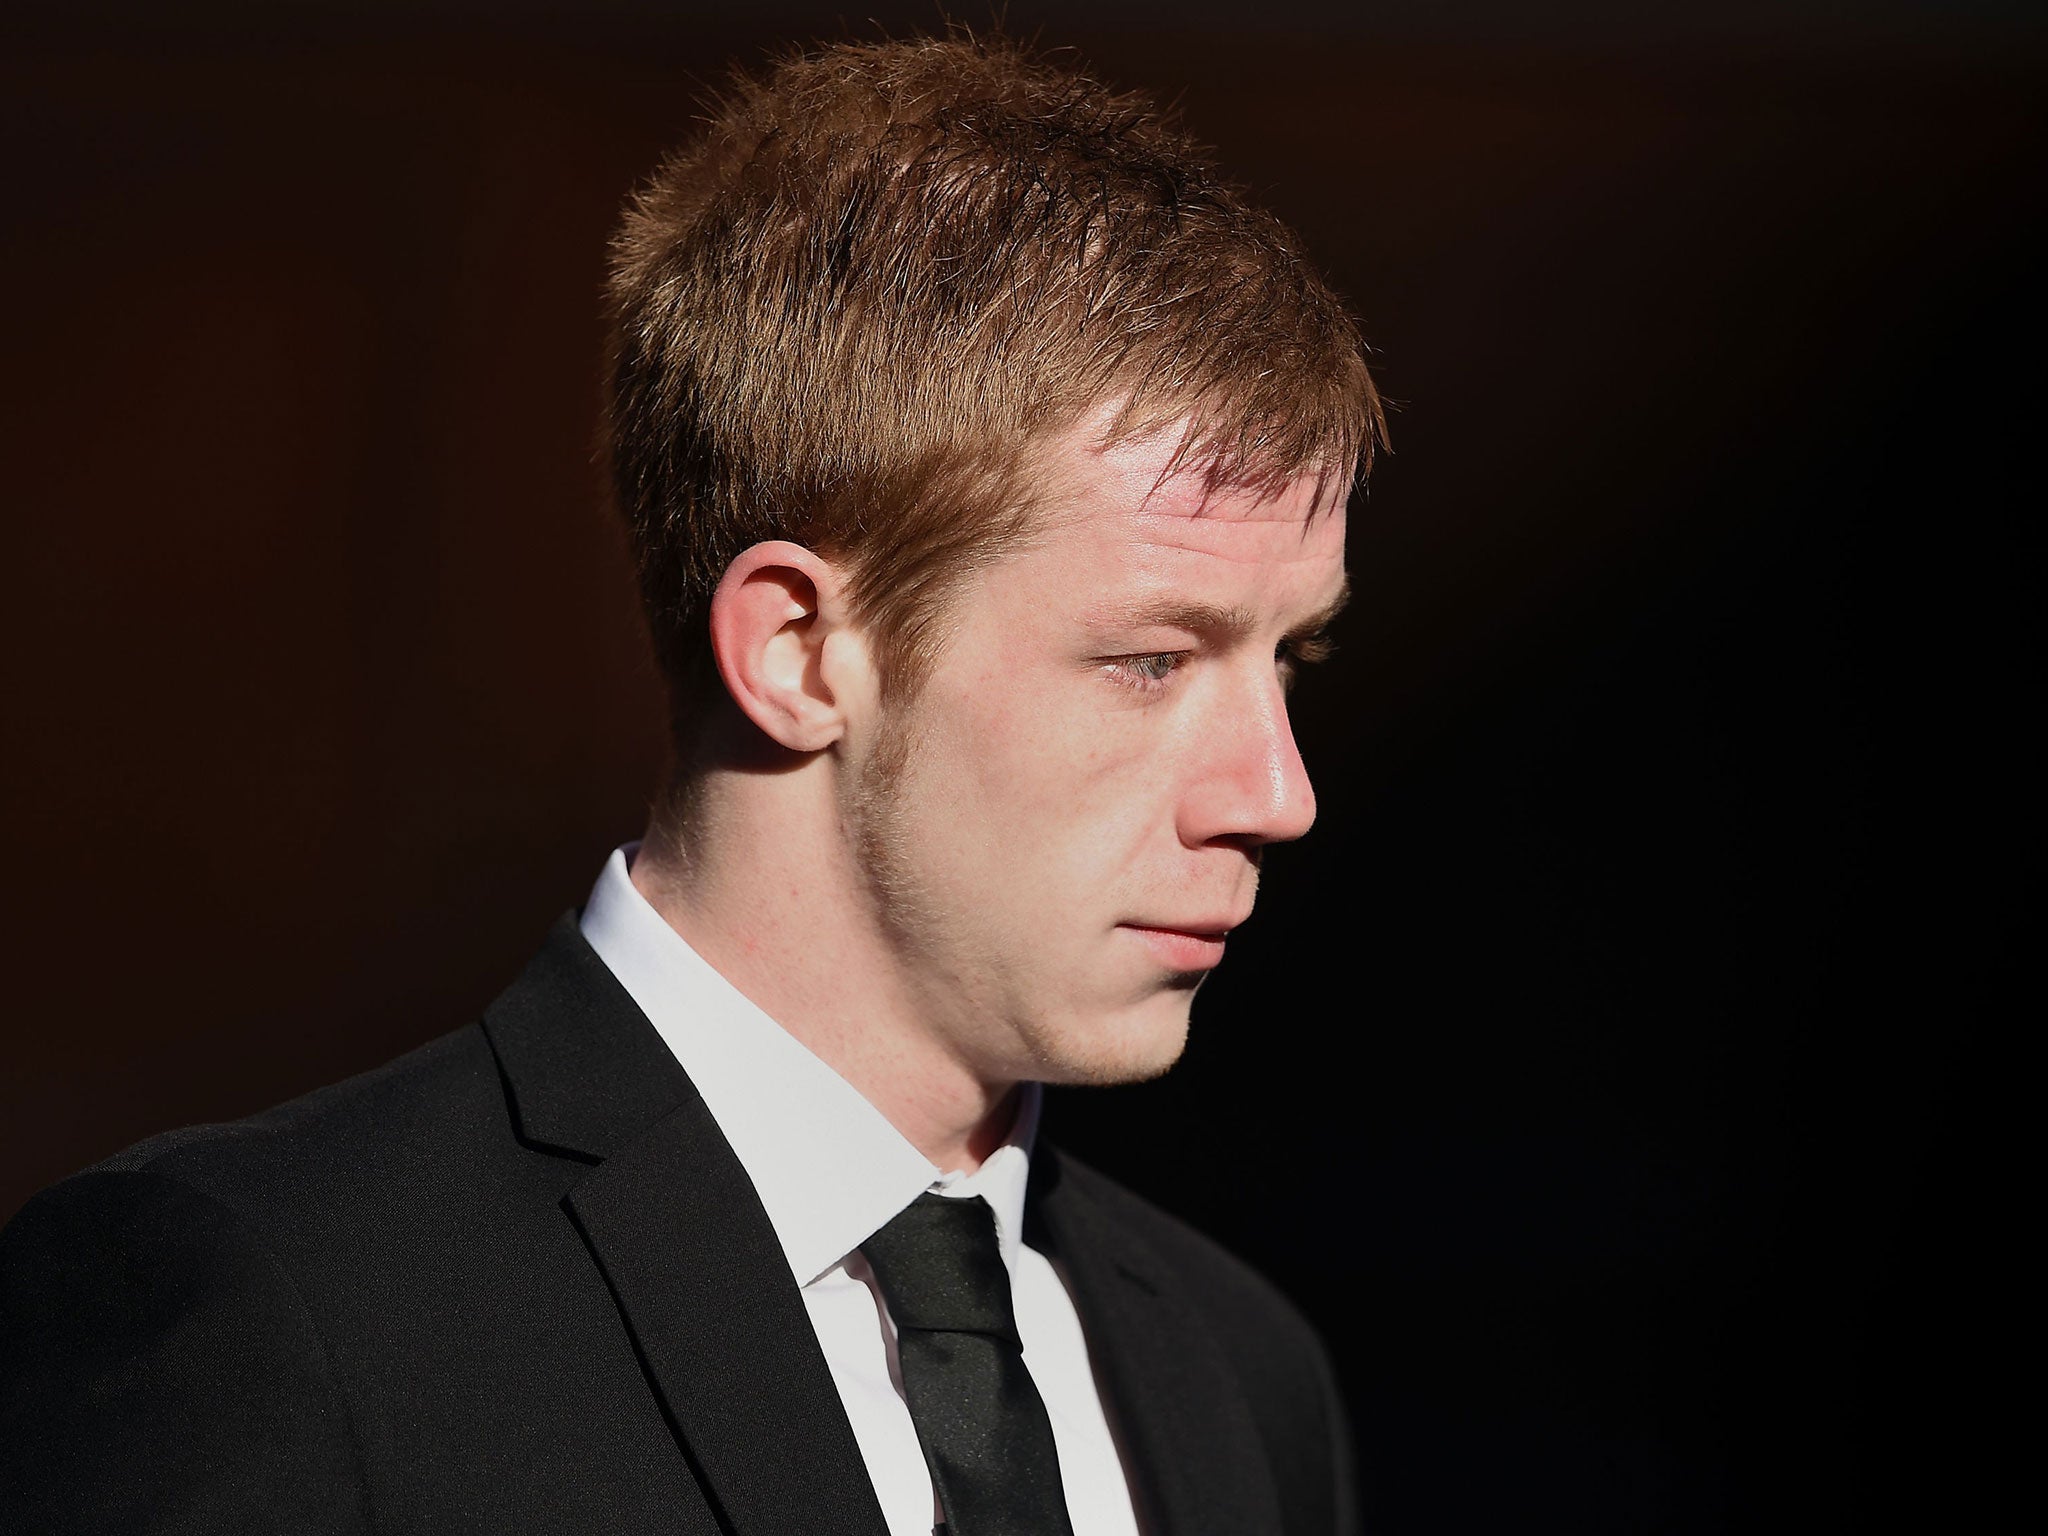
[3,3,2037,1531]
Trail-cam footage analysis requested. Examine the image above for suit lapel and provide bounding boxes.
[564,1103,890,1536]
[1030,1147,1286,1536]
[483,917,890,1536]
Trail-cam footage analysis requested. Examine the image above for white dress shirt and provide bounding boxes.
[580,845,1142,1536]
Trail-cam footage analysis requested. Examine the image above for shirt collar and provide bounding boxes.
[578,843,1038,1285]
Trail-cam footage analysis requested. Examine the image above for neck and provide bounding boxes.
[631,763,1019,1173]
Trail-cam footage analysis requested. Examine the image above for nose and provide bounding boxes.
[1177,671,1318,850]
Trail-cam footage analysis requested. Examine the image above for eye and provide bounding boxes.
[1104,652,1187,691]
[1276,633,1335,691]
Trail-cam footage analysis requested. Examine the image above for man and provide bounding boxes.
[1,32,1382,1536]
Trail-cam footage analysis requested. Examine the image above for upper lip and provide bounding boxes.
[1122,915,1249,938]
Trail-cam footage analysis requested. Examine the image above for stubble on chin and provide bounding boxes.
[1050,990,1195,1088]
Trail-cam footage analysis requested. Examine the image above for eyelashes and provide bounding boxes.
[1102,635,1334,695]
[1285,632,1336,667]
[1103,653,1187,691]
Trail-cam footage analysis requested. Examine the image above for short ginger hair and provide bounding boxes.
[605,30,1384,727]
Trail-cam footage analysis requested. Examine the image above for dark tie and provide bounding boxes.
[860,1193,1077,1536]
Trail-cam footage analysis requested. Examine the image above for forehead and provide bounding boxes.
[1027,420,1349,596]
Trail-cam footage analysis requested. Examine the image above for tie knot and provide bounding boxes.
[861,1193,1019,1343]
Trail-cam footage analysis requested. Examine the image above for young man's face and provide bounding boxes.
[841,418,1349,1090]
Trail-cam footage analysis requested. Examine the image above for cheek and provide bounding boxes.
[916,677,1162,886]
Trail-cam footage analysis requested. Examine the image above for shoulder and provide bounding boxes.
[49,1022,535,1252]
[1,1018,550,1363]
[0,1022,540,1531]
[0,1016,513,1335]
[93,1021,503,1188]
[0,1118,408,1530]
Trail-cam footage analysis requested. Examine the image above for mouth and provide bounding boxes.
[1118,919,1242,973]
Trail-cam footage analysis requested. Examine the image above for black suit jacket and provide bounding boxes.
[0,916,1358,1534]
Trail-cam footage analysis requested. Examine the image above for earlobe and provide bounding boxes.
[707,541,853,753]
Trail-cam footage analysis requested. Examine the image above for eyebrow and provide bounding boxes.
[1088,577,1351,644]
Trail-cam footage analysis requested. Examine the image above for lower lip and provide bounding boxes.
[1122,925,1229,972]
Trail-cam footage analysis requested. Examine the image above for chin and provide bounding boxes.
[1028,990,1194,1088]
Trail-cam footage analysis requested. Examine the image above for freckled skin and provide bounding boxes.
[844,428,1349,1091]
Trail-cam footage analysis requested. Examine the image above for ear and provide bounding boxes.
[706,541,869,753]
